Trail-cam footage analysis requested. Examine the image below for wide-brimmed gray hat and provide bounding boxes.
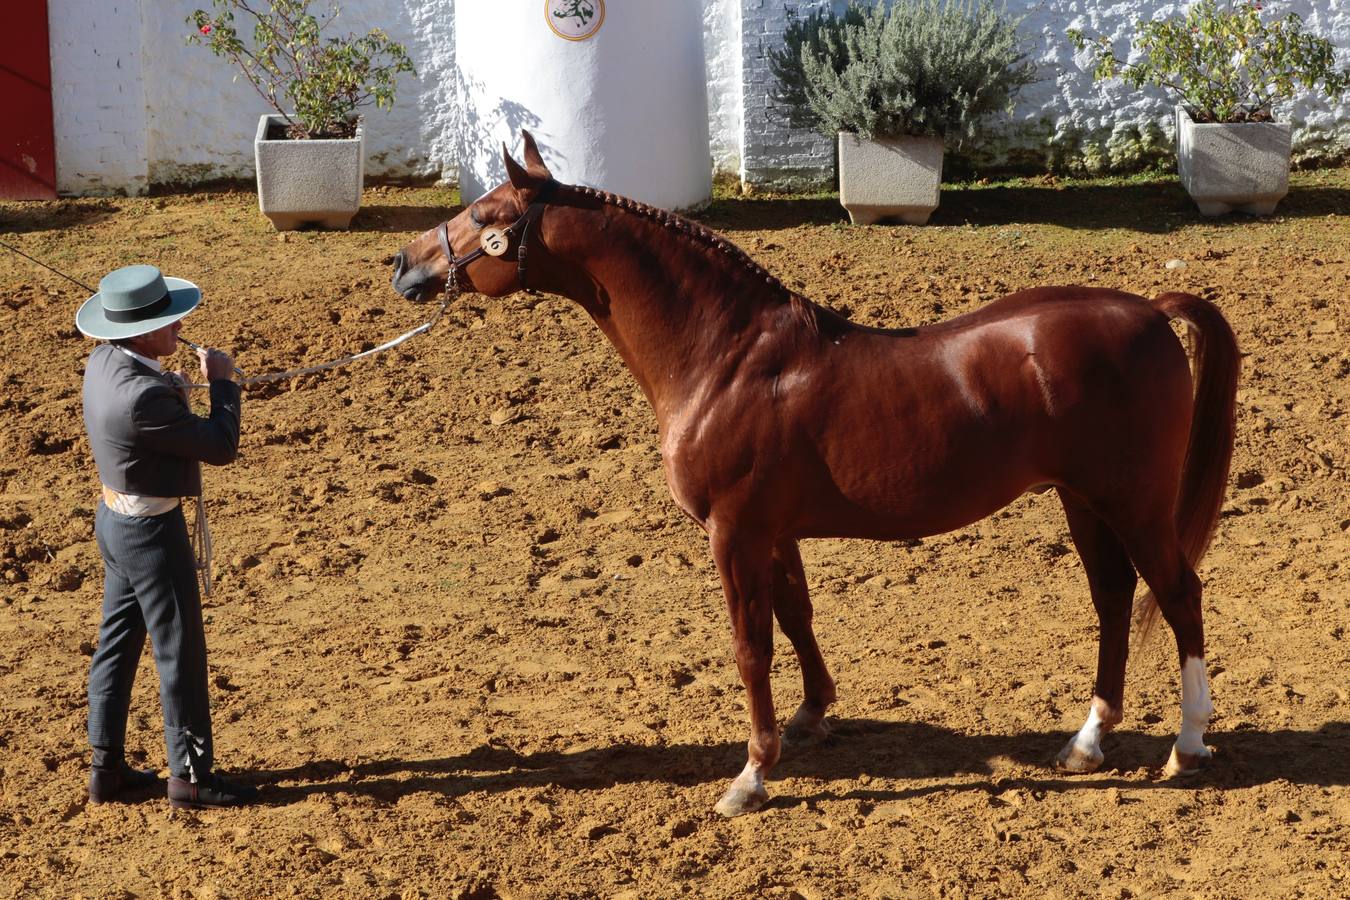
[75,264,201,340]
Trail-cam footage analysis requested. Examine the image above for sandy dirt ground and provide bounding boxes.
[1,170,1348,898]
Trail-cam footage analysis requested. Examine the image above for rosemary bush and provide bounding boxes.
[188,0,415,140]
[1069,0,1350,124]
[770,0,1035,142]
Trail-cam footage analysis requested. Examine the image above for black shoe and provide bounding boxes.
[167,772,260,809]
[88,762,162,804]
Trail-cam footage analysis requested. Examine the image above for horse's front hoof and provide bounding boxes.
[1163,744,1212,778]
[714,783,769,818]
[1054,738,1104,774]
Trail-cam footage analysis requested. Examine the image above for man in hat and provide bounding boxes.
[77,264,257,809]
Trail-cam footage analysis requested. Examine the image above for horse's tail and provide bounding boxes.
[1137,292,1241,638]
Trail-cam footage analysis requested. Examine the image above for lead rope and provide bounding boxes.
[181,296,450,389]
[192,484,212,597]
[0,235,452,390]
[116,294,447,596]
[176,293,450,596]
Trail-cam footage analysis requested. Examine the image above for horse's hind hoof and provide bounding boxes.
[1054,739,1104,774]
[782,716,831,749]
[1163,744,1212,778]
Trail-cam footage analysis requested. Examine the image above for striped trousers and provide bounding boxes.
[88,501,213,778]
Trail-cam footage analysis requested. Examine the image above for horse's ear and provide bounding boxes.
[520,130,552,179]
[503,142,536,193]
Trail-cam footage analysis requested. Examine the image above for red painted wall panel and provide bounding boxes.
[0,0,58,199]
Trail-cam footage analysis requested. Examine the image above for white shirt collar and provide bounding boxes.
[114,344,164,373]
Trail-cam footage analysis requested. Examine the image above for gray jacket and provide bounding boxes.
[82,343,241,497]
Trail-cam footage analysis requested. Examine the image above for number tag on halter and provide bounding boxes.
[480,227,509,257]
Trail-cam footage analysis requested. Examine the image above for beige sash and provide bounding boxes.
[100,483,212,597]
[101,485,177,516]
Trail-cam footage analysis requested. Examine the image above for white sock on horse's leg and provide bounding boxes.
[1056,695,1119,772]
[1176,656,1213,756]
[1071,703,1107,759]
[1165,656,1214,777]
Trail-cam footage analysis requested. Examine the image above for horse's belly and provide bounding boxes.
[797,442,1043,540]
[801,487,1034,541]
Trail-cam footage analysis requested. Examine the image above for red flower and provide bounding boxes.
[200,24,212,35]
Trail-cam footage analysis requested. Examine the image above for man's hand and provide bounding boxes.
[198,348,237,383]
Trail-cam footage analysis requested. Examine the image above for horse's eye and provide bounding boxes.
[469,207,485,229]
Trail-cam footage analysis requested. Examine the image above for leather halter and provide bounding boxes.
[438,178,559,299]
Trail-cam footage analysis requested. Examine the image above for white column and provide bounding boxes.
[455,0,712,210]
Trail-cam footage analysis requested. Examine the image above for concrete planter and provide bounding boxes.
[837,132,943,225]
[1175,105,1291,217]
[254,114,365,230]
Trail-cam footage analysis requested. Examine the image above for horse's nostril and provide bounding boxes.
[391,251,406,274]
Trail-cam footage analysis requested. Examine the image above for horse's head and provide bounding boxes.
[391,130,557,303]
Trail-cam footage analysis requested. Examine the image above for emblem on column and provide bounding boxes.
[546,0,605,41]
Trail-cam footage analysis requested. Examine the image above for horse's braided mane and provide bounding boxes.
[564,184,839,337]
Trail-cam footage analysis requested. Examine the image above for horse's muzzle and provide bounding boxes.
[389,251,440,303]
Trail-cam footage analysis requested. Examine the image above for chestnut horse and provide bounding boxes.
[391,132,1239,817]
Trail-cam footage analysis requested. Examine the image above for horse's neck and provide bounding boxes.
[551,203,787,418]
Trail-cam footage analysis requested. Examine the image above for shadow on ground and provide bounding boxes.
[698,198,846,232]
[348,204,462,234]
[0,200,120,235]
[254,719,1350,806]
[935,183,1350,231]
[696,184,1350,234]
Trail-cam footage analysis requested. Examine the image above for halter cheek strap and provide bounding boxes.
[438,221,484,298]
[437,221,456,268]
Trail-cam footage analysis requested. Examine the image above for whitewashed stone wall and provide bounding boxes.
[703,0,744,176]
[734,0,1350,188]
[137,0,456,188]
[50,0,455,195]
[48,1,150,195]
[737,0,837,189]
[988,0,1350,176]
[47,0,1350,195]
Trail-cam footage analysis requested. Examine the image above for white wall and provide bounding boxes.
[735,0,835,189]
[702,0,743,177]
[50,0,455,195]
[727,0,1350,187]
[49,1,150,195]
[136,0,456,188]
[48,0,1350,195]
[1001,0,1350,174]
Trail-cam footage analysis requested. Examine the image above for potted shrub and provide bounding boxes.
[188,0,415,230]
[1070,1,1349,216]
[771,0,1034,225]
